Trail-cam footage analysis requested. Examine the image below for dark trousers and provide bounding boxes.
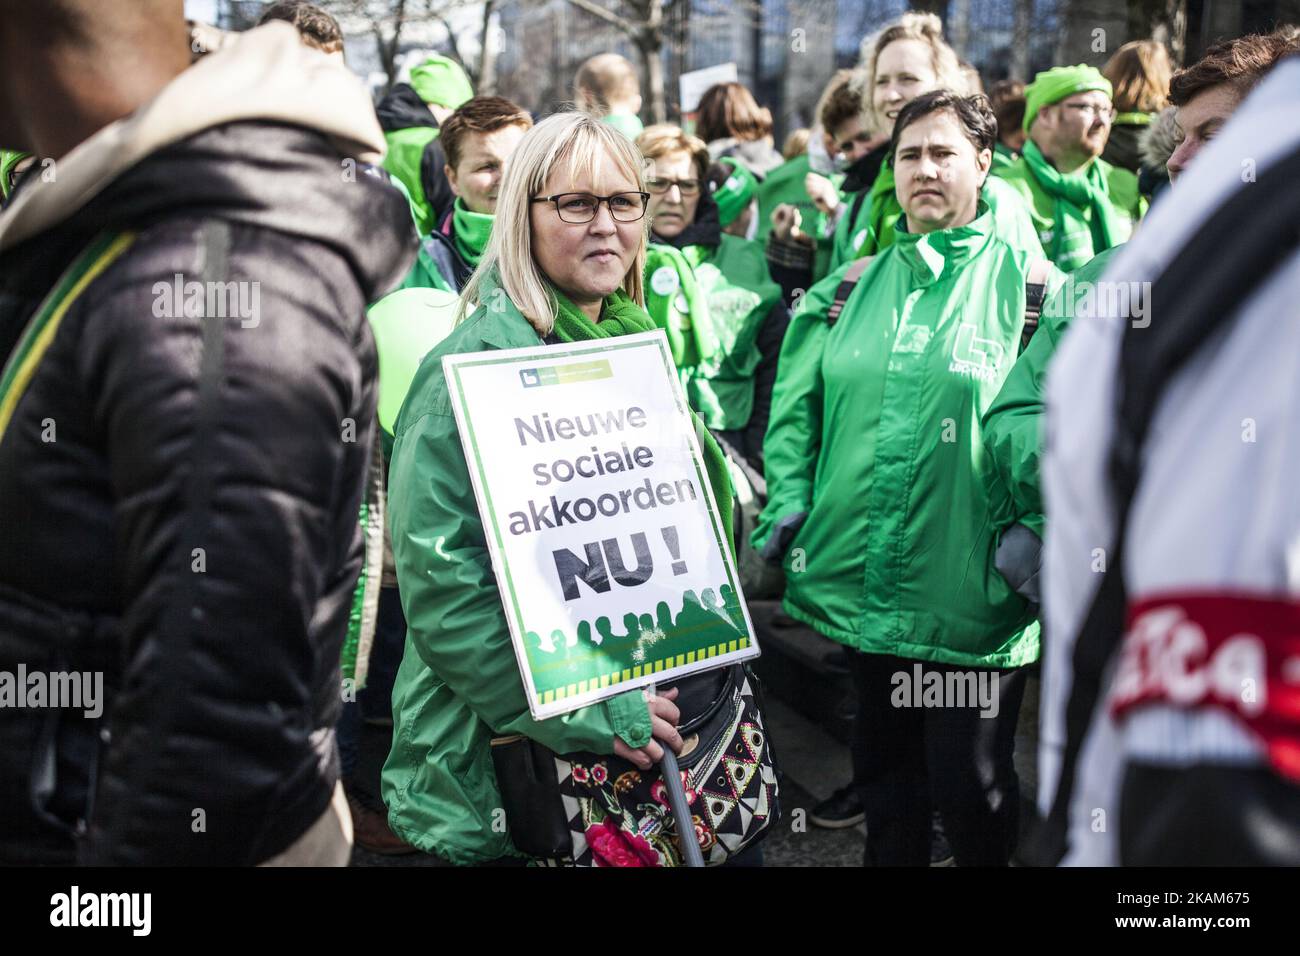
[849,651,1026,866]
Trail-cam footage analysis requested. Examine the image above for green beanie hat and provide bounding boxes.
[1023,64,1113,132]
[711,157,758,228]
[409,55,474,110]
[1,149,32,201]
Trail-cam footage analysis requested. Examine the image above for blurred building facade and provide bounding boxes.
[199,1,1300,138]
[491,0,1069,139]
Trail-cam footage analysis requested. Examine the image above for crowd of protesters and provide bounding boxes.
[0,0,1297,867]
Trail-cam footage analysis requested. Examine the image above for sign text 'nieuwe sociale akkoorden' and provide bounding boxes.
[444,330,756,719]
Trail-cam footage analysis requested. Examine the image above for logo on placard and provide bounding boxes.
[519,360,613,389]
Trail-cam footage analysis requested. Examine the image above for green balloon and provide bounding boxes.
[368,287,460,437]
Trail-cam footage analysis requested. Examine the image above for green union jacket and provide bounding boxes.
[383,296,651,863]
[754,207,1062,669]
[381,289,736,864]
[981,245,1122,537]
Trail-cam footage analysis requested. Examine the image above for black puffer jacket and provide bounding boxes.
[0,120,414,865]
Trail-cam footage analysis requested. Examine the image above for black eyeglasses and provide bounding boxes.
[645,177,702,196]
[529,191,650,223]
[1061,102,1116,122]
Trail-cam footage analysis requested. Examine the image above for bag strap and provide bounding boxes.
[1037,141,1300,866]
[0,231,136,444]
[826,255,873,327]
[1019,258,1053,351]
[847,188,870,235]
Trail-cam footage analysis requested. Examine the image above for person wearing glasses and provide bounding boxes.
[993,65,1147,272]
[637,124,789,471]
[381,111,744,865]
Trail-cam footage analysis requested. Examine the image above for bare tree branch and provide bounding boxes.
[564,0,637,36]
[437,15,465,66]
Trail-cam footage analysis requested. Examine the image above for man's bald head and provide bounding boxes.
[0,0,189,157]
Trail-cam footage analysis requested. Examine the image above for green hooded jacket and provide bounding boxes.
[754,207,1062,667]
[992,154,1144,271]
[980,245,1121,535]
[382,290,734,864]
[829,166,1045,271]
[646,234,783,430]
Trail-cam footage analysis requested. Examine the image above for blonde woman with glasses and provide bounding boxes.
[381,111,746,866]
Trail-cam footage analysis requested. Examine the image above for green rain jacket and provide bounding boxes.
[829,168,1045,270]
[646,234,784,431]
[993,155,1144,272]
[756,153,843,281]
[754,207,1062,668]
[980,245,1121,535]
[382,291,734,864]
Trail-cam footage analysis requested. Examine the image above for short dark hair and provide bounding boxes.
[440,95,533,170]
[258,1,344,54]
[890,89,996,159]
[1169,28,1298,107]
[820,77,864,137]
[988,79,1026,136]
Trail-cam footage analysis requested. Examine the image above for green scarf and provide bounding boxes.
[451,198,493,268]
[1021,140,1123,269]
[550,285,656,340]
[854,161,899,259]
[548,285,735,557]
[643,243,719,368]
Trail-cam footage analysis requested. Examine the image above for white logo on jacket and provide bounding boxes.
[949,323,1004,382]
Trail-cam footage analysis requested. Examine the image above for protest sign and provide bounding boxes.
[444,330,757,720]
[679,62,738,114]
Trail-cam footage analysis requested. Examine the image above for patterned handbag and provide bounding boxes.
[492,664,780,866]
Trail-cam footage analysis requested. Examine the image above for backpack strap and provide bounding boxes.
[826,255,874,327]
[1020,258,1053,351]
[1036,141,1300,866]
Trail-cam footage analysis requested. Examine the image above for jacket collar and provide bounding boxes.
[892,200,994,284]
[476,287,545,350]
